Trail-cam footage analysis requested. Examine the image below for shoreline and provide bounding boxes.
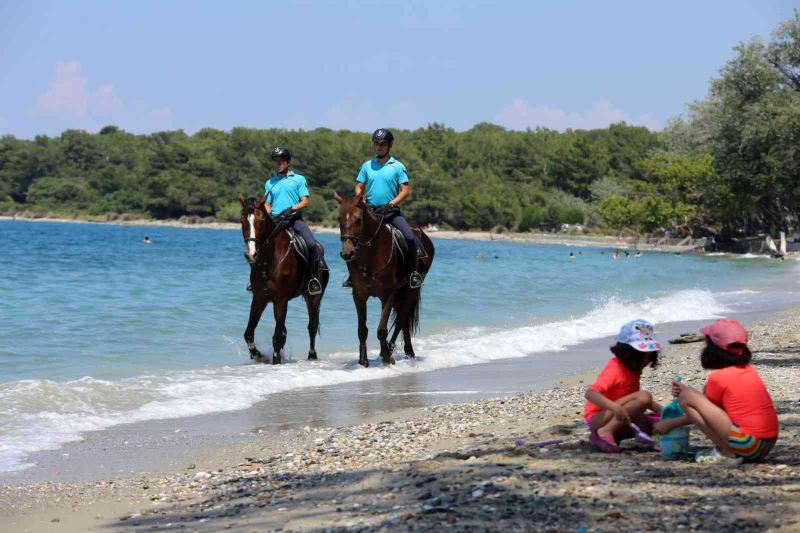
[2,310,799,531]
[0,214,700,253]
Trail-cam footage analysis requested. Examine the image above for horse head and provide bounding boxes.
[333,191,370,262]
[238,193,271,264]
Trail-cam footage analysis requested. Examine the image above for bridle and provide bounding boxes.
[242,205,292,274]
[244,205,283,247]
[340,204,385,255]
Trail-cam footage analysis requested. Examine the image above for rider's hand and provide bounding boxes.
[279,208,293,218]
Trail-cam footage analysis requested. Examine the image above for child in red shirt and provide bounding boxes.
[585,319,663,453]
[654,318,778,465]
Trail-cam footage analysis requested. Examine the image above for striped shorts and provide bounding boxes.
[728,424,776,462]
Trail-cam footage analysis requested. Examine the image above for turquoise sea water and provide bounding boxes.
[0,220,798,471]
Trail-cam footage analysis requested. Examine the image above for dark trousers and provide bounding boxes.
[289,216,324,269]
[383,212,418,271]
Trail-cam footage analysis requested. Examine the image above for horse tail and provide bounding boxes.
[388,288,421,339]
[409,287,421,336]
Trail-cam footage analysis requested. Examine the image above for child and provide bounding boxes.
[654,318,778,465]
[585,319,663,453]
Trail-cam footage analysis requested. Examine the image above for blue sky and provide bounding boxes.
[0,0,797,138]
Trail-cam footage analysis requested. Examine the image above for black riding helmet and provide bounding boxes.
[270,146,292,160]
[372,129,394,143]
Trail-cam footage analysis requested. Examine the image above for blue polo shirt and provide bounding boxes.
[355,157,409,207]
[264,171,310,219]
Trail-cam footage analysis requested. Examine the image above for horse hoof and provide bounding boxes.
[308,352,318,360]
[272,357,281,365]
[383,356,396,365]
[249,349,262,360]
[359,359,369,368]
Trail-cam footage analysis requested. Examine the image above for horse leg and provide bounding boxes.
[271,298,288,365]
[402,319,415,358]
[353,291,369,367]
[244,293,268,361]
[305,295,321,360]
[394,298,415,359]
[377,297,396,365]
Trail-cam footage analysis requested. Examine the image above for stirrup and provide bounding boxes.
[342,276,353,288]
[409,271,423,289]
[307,278,322,296]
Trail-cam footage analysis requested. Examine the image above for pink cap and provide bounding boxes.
[700,318,748,355]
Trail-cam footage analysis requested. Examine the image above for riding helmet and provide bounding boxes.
[372,128,394,143]
[270,146,292,160]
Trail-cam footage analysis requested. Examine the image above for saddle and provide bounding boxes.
[384,224,428,261]
[284,226,326,268]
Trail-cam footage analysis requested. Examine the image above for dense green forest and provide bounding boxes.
[1,14,798,237]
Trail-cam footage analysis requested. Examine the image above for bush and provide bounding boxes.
[518,205,546,232]
[217,201,243,222]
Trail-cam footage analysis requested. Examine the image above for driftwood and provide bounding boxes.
[668,333,705,345]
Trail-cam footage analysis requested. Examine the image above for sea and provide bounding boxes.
[1,219,798,473]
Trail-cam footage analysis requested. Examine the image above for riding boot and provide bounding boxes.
[307,256,322,296]
[406,240,423,289]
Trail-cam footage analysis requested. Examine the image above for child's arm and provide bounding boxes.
[653,415,691,434]
[650,400,663,414]
[585,390,630,424]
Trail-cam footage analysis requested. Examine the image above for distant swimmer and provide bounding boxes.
[624,250,630,257]
[612,251,619,260]
[635,251,642,258]
[143,236,152,244]
[569,252,576,259]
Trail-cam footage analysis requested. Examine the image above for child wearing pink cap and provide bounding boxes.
[584,319,663,453]
[654,318,778,465]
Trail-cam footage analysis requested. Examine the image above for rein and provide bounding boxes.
[340,205,385,253]
[244,208,294,275]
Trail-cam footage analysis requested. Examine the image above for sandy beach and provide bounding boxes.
[2,310,799,532]
[0,214,699,253]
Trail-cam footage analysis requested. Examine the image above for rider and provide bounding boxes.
[264,146,324,296]
[343,128,423,289]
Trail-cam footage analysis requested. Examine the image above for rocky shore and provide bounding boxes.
[2,313,800,532]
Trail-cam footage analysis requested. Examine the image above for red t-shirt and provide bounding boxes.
[584,357,641,421]
[705,365,778,439]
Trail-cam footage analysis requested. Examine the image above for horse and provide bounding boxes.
[238,194,329,364]
[333,192,435,367]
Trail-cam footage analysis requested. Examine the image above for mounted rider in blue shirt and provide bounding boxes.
[264,146,325,296]
[343,128,423,289]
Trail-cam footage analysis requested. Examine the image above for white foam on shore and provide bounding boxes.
[0,288,730,472]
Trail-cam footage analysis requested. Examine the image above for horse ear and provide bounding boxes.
[333,191,343,204]
[238,193,246,206]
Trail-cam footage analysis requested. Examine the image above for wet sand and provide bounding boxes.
[2,311,799,531]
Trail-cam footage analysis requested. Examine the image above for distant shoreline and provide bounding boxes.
[0,214,699,252]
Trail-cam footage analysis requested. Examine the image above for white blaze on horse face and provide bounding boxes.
[246,214,257,260]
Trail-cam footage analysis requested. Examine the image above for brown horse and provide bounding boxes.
[333,192,434,367]
[239,194,328,364]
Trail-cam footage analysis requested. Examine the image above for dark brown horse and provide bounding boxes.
[239,194,328,364]
[333,192,434,367]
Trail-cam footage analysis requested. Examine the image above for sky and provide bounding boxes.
[0,0,797,138]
